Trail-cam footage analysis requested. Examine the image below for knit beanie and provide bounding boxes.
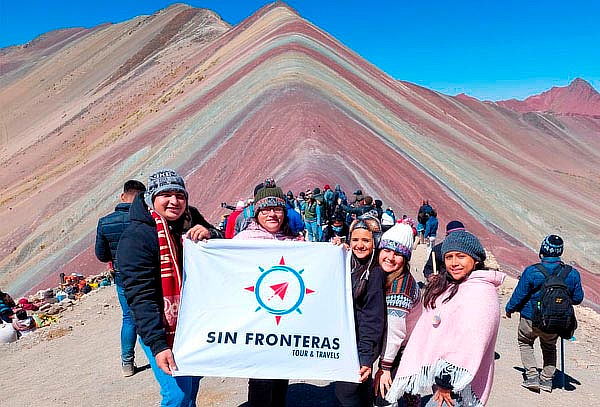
[445,220,465,235]
[539,234,564,258]
[144,169,187,209]
[379,223,414,260]
[254,178,286,216]
[441,230,486,263]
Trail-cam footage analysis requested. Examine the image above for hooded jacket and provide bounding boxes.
[117,193,221,356]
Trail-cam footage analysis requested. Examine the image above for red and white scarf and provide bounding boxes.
[151,210,182,347]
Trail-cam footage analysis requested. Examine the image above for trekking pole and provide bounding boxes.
[432,249,438,275]
[560,338,566,389]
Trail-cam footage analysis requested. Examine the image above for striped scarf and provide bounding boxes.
[150,210,182,347]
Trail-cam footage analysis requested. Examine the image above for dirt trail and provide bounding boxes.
[1,244,599,406]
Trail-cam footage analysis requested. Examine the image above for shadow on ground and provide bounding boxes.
[513,366,581,391]
[237,382,337,407]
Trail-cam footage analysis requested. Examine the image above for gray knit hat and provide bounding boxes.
[144,169,187,209]
[441,230,486,263]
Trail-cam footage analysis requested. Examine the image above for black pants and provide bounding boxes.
[248,378,289,407]
[335,377,374,407]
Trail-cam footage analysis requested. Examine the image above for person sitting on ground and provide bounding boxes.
[505,234,584,393]
[374,223,422,407]
[385,231,505,407]
[422,220,465,281]
[0,290,16,323]
[234,179,304,407]
[12,309,36,338]
[118,169,222,407]
[95,179,146,377]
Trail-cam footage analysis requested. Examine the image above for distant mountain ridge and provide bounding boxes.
[0,2,599,308]
[496,78,600,116]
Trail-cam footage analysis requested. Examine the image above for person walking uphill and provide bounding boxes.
[95,179,146,377]
[385,231,505,407]
[117,169,222,407]
[505,235,584,393]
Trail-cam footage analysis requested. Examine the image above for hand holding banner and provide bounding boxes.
[173,239,360,382]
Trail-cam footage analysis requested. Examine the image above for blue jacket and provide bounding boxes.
[506,257,584,320]
[286,203,304,235]
[95,202,132,274]
[424,216,438,238]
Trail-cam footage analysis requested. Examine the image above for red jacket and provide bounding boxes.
[225,209,243,238]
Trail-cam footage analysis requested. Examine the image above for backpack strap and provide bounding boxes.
[535,262,571,282]
[534,263,550,279]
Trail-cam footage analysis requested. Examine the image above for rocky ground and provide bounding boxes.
[1,244,599,406]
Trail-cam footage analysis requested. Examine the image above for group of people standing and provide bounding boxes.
[94,170,584,407]
[219,185,399,243]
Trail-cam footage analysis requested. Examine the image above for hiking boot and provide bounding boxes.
[122,362,135,377]
[539,378,553,393]
[521,376,539,391]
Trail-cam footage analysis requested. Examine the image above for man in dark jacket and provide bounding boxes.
[506,235,584,393]
[95,179,146,377]
[422,220,465,280]
[117,169,221,406]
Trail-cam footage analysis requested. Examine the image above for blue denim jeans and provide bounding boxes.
[116,283,137,364]
[305,220,319,242]
[140,339,202,407]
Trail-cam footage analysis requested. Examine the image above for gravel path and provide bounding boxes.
[1,244,598,406]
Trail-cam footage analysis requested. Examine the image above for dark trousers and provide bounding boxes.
[335,378,373,407]
[248,378,289,407]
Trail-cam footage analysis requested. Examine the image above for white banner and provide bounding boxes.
[172,239,360,382]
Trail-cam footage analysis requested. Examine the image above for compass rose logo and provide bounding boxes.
[244,257,315,325]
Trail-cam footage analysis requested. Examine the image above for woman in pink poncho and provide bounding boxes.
[385,230,505,407]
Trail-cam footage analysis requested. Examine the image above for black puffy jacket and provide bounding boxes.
[117,193,222,356]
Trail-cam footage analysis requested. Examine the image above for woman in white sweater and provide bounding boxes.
[374,223,422,407]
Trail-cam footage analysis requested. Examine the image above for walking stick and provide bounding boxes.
[560,338,566,389]
[432,249,438,275]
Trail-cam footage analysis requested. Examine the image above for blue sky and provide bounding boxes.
[1,0,598,100]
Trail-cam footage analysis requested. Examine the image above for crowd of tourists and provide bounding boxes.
[217,184,435,246]
[84,169,584,407]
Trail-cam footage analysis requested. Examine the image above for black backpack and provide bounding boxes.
[532,263,577,338]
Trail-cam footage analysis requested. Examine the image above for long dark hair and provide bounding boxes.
[422,262,485,309]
